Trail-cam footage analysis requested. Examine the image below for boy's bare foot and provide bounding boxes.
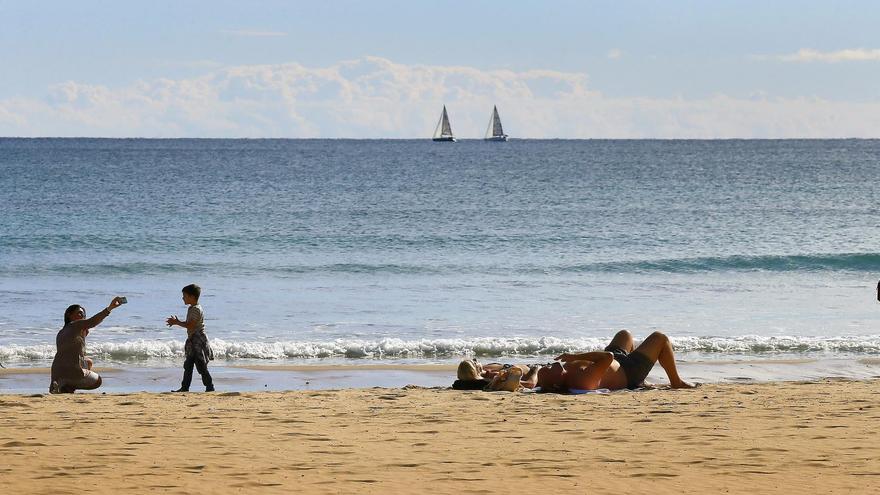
[671,380,698,389]
[172,387,189,392]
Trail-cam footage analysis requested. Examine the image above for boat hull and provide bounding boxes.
[484,135,508,142]
[432,137,456,142]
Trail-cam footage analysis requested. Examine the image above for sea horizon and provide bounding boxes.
[3,137,880,141]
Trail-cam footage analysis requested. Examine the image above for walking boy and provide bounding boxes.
[166,284,215,392]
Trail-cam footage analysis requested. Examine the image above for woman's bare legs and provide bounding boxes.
[633,332,695,389]
[607,330,635,352]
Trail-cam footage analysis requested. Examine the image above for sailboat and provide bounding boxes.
[432,105,456,142]
[484,105,508,141]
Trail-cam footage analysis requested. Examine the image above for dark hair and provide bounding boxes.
[64,305,85,325]
[182,284,201,300]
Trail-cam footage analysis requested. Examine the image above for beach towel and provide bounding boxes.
[533,387,610,395]
[568,388,611,395]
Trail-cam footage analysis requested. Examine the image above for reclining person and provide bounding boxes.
[454,359,540,391]
[538,330,696,392]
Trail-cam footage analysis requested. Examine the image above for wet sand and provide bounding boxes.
[1,379,878,494]
[2,357,879,395]
[0,365,456,394]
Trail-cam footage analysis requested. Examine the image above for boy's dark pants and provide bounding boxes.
[181,355,213,390]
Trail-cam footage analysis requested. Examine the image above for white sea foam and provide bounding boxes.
[1,335,879,363]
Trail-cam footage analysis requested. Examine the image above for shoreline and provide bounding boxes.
[1,357,879,395]
[1,379,877,494]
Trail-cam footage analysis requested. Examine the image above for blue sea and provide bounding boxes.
[2,138,880,387]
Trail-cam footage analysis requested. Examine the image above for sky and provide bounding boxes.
[2,0,880,138]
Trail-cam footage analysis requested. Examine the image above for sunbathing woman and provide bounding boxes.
[455,359,540,391]
[538,330,696,392]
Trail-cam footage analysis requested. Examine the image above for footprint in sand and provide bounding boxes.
[3,441,47,447]
[629,472,680,478]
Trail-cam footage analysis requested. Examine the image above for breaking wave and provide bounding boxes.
[1,335,879,363]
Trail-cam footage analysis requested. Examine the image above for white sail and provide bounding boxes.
[485,109,494,139]
[492,106,504,137]
[484,105,508,140]
[485,106,506,138]
[441,106,453,137]
[433,112,443,139]
[433,105,454,139]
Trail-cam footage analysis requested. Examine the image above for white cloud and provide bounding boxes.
[221,30,287,37]
[1,56,880,138]
[607,49,623,60]
[763,48,880,63]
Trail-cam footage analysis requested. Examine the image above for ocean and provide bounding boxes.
[2,138,880,388]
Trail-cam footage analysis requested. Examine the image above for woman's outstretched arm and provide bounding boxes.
[69,297,124,333]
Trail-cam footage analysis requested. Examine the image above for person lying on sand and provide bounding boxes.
[538,330,696,393]
[454,359,540,391]
[457,359,530,380]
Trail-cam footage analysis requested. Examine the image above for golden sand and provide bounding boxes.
[1,380,878,494]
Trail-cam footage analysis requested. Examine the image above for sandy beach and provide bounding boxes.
[1,379,877,494]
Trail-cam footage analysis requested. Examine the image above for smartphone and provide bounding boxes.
[119,296,128,304]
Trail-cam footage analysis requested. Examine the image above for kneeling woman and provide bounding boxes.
[50,297,124,393]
